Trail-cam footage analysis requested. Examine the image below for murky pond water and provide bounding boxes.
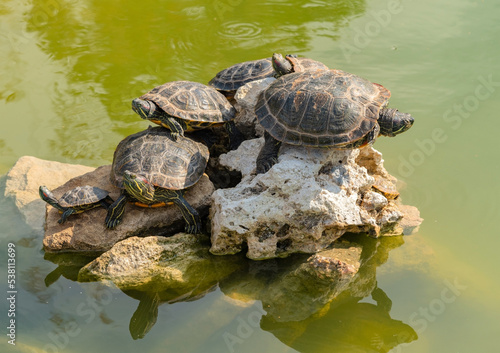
[1,0,499,352]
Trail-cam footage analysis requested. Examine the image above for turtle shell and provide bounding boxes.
[110,127,209,191]
[208,58,274,93]
[254,69,391,147]
[140,81,235,124]
[287,56,329,73]
[59,186,110,208]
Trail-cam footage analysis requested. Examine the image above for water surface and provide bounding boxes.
[1,0,499,352]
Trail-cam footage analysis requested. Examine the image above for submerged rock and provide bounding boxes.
[3,156,94,232]
[261,241,362,322]
[78,234,243,292]
[43,165,214,252]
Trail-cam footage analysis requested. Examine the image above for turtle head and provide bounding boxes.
[378,108,414,137]
[123,171,155,202]
[272,53,293,77]
[132,98,157,121]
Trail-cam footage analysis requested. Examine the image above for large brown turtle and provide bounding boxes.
[254,69,414,174]
[132,81,243,149]
[105,127,209,234]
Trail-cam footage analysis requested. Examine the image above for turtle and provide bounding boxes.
[104,126,209,234]
[39,185,114,224]
[208,57,275,98]
[132,80,244,150]
[371,175,400,200]
[254,69,414,174]
[272,52,329,77]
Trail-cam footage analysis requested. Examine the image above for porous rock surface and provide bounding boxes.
[78,234,242,292]
[42,165,214,252]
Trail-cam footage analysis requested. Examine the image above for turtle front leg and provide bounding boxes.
[59,208,76,224]
[105,193,128,229]
[161,116,186,140]
[225,121,245,150]
[256,131,282,174]
[158,189,202,234]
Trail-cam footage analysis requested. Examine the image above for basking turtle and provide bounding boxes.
[208,57,275,98]
[272,53,329,77]
[132,80,243,149]
[105,127,209,234]
[39,185,113,224]
[255,69,414,174]
[372,175,400,200]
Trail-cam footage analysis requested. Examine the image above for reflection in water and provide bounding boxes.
[45,234,417,351]
[261,286,417,353]
[128,292,160,340]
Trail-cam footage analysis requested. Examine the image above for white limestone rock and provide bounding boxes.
[234,77,275,138]
[211,139,402,260]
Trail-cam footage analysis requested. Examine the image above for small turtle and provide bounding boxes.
[272,52,329,77]
[132,80,243,150]
[255,69,414,174]
[372,175,400,200]
[105,127,209,234]
[208,57,275,98]
[39,185,113,224]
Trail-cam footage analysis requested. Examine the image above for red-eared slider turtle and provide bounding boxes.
[272,53,329,77]
[255,69,414,174]
[132,80,243,149]
[105,127,209,234]
[208,57,275,98]
[39,185,114,224]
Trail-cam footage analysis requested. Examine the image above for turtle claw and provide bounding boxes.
[256,157,278,174]
[184,223,202,235]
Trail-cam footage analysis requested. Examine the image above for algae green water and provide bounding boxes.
[1,0,499,352]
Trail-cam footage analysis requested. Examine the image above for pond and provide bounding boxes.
[1,0,499,352]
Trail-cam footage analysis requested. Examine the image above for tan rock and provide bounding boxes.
[78,234,243,293]
[261,242,362,322]
[43,165,214,252]
[3,156,94,232]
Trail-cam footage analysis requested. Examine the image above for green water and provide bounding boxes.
[1,0,499,351]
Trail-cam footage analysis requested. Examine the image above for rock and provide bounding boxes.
[3,156,94,232]
[78,234,243,293]
[234,77,275,138]
[210,138,419,259]
[261,241,362,322]
[43,165,214,252]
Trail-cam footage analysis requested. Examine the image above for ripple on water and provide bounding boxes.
[218,21,262,40]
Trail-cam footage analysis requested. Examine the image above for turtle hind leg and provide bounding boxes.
[256,131,282,174]
[189,129,218,148]
[157,189,202,234]
[100,196,115,210]
[225,121,245,150]
[105,194,128,229]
